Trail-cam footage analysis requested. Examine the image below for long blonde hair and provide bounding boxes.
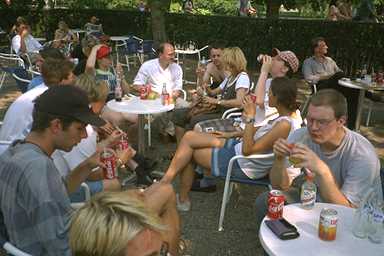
[69,191,166,256]
[75,73,108,103]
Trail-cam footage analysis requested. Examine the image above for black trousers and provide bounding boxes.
[317,73,359,130]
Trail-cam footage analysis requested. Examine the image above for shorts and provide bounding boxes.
[211,139,249,179]
[197,118,238,133]
[69,180,103,203]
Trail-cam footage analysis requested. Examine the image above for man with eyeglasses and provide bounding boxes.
[255,89,382,224]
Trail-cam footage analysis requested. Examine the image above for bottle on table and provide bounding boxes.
[300,172,317,210]
[352,188,375,239]
[361,64,368,80]
[161,83,170,105]
[115,81,122,102]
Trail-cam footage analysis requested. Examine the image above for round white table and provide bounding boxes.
[338,78,384,131]
[259,203,382,256]
[107,97,174,154]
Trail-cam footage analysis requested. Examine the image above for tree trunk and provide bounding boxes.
[266,0,281,18]
[148,0,171,46]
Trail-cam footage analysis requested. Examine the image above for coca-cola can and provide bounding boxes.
[250,93,257,103]
[140,86,148,99]
[100,149,117,179]
[257,54,265,63]
[267,190,285,220]
[117,136,129,151]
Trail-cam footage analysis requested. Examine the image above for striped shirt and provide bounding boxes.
[0,141,72,255]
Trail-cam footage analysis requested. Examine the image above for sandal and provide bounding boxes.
[178,238,192,255]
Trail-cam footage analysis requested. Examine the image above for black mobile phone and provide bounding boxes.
[265,218,300,240]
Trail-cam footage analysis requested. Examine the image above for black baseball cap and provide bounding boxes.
[34,85,106,127]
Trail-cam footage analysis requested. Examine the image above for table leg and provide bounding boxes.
[138,114,145,155]
[355,89,365,132]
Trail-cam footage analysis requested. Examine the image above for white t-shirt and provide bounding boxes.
[12,34,42,54]
[235,115,303,179]
[0,84,48,142]
[218,72,250,91]
[133,58,183,94]
[53,125,97,177]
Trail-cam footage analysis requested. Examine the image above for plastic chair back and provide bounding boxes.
[125,38,140,54]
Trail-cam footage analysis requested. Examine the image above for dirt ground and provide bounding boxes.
[1,56,383,255]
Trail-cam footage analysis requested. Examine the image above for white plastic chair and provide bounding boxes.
[218,153,273,231]
[70,182,91,209]
[0,53,26,90]
[3,242,32,256]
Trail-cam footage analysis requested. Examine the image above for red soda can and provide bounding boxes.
[267,190,285,220]
[140,86,148,99]
[117,136,129,151]
[250,93,257,103]
[100,148,117,179]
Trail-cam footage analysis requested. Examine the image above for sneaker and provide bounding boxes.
[176,194,191,212]
[121,172,137,188]
[190,177,217,193]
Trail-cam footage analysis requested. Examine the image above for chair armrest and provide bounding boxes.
[80,182,91,201]
[222,107,242,119]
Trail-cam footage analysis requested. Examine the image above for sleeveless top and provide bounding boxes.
[234,115,303,179]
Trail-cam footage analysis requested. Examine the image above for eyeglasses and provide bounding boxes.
[306,117,336,128]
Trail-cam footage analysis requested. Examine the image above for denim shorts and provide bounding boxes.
[69,180,103,203]
[211,138,249,179]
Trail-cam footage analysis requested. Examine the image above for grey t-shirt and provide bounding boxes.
[302,56,341,82]
[287,127,382,207]
[0,142,72,255]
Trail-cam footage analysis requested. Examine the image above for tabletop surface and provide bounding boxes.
[175,49,200,54]
[107,97,174,114]
[339,78,384,91]
[110,36,131,41]
[259,203,382,256]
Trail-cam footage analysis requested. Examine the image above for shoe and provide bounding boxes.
[122,172,137,188]
[136,174,154,187]
[176,194,191,211]
[190,179,217,193]
[150,170,165,180]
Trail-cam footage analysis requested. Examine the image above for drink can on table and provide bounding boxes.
[267,190,285,220]
[101,148,117,179]
[318,208,338,241]
[140,86,148,99]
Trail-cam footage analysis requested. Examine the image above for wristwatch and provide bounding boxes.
[243,116,255,124]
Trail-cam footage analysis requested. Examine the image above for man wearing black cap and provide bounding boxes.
[0,85,105,255]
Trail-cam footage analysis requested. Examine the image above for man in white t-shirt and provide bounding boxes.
[0,59,76,147]
[133,42,186,137]
[255,89,382,224]
[133,42,183,98]
[11,22,42,55]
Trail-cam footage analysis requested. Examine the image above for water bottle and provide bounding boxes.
[352,188,375,238]
[361,64,368,80]
[368,202,384,243]
[115,77,122,102]
[300,172,317,210]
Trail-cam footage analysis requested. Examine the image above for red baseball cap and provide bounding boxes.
[96,45,111,59]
